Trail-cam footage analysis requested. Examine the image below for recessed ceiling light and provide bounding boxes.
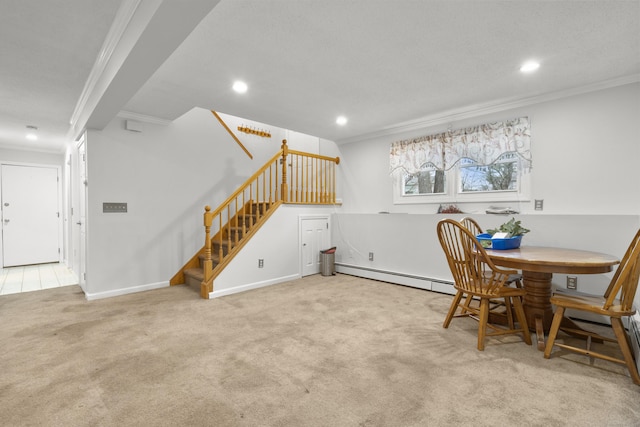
[232,80,248,94]
[26,125,38,141]
[336,116,347,126]
[520,61,540,73]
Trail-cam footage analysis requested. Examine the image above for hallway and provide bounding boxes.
[0,263,78,295]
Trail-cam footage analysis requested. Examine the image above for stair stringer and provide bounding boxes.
[203,200,283,297]
[210,204,323,298]
[170,201,283,298]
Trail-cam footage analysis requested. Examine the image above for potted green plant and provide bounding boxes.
[486,217,530,237]
[478,217,530,249]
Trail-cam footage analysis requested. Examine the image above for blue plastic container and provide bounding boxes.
[476,233,522,250]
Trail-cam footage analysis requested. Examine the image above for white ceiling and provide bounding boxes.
[0,0,120,152]
[1,0,639,153]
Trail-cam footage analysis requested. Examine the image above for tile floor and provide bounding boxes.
[0,263,79,295]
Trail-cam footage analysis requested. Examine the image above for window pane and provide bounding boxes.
[403,170,446,195]
[460,160,518,192]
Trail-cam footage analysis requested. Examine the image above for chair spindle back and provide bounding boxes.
[460,217,483,236]
[603,229,640,311]
[437,219,513,296]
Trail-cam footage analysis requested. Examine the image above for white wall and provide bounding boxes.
[338,82,640,215]
[82,107,341,298]
[333,213,639,290]
[66,82,640,305]
[213,204,337,297]
[333,83,640,309]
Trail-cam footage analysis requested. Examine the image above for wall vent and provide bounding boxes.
[125,120,143,132]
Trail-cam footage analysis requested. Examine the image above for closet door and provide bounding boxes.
[301,216,330,276]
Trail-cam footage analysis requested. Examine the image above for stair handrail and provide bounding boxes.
[202,140,340,225]
[173,140,340,298]
[207,150,284,222]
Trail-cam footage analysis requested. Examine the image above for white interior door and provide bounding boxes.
[1,164,60,267]
[77,140,87,290]
[301,216,330,276]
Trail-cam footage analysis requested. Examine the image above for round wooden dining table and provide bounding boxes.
[484,246,619,350]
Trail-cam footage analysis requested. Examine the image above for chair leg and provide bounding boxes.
[443,291,464,328]
[544,306,565,358]
[504,297,515,329]
[461,294,473,314]
[477,298,489,351]
[511,295,531,345]
[610,318,640,385]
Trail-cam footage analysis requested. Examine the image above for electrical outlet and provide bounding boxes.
[369,252,374,261]
[534,199,544,211]
[258,259,264,268]
[567,276,577,290]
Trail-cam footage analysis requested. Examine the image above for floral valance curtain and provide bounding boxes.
[389,117,532,175]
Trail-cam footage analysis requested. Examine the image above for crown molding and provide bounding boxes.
[337,74,640,145]
[68,0,143,131]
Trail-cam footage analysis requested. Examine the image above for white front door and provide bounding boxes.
[1,164,60,267]
[300,216,330,276]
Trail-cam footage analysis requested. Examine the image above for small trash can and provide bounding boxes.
[320,247,336,276]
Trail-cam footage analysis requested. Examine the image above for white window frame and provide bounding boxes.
[393,163,531,205]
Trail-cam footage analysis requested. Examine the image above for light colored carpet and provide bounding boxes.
[1,274,639,426]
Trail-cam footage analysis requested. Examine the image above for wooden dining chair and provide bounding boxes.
[437,219,532,350]
[460,217,523,326]
[460,217,523,288]
[544,229,640,385]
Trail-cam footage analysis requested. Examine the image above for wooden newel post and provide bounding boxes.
[202,205,214,299]
[333,157,340,203]
[281,139,289,203]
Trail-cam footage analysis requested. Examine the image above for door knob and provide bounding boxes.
[3,219,9,223]
[76,221,82,225]
[3,202,8,206]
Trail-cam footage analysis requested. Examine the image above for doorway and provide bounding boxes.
[1,163,61,267]
[300,215,330,276]
[74,139,87,291]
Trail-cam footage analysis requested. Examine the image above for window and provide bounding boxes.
[459,153,518,193]
[403,168,445,195]
[391,117,531,204]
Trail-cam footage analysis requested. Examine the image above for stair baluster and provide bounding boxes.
[170,140,340,298]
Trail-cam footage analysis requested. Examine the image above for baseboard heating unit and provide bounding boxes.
[335,262,455,295]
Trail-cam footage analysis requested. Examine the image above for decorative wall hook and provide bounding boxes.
[237,125,271,138]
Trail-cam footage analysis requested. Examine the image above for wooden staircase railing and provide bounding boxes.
[170,140,340,298]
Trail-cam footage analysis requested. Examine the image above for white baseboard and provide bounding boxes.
[335,263,446,292]
[209,274,300,299]
[84,281,169,300]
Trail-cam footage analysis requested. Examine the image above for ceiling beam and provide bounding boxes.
[69,0,220,141]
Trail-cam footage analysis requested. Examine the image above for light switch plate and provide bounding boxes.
[103,202,127,213]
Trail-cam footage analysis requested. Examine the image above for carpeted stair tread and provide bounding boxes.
[184,267,204,281]
[197,253,221,264]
